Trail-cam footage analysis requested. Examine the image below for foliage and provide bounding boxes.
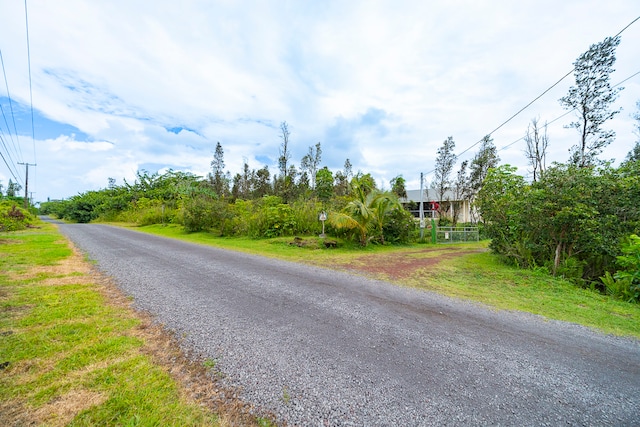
[390,175,407,199]
[477,163,640,294]
[315,166,334,203]
[209,141,229,197]
[382,206,416,244]
[251,196,298,238]
[329,176,403,246]
[560,36,622,167]
[35,162,421,246]
[602,234,640,302]
[433,136,456,215]
[5,179,22,197]
[0,202,33,231]
[181,183,219,232]
[524,117,549,182]
[466,135,500,222]
[301,142,322,190]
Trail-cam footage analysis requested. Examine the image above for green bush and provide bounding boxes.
[602,235,640,303]
[383,208,416,244]
[478,164,640,287]
[0,202,33,231]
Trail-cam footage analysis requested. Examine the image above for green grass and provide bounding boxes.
[130,223,640,338]
[403,250,640,337]
[0,223,226,426]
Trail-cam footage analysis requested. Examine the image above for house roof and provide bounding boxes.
[401,189,460,203]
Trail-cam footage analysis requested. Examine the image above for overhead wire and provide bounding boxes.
[0,50,24,183]
[0,50,24,163]
[497,69,640,153]
[421,15,640,177]
[24,0,37,197]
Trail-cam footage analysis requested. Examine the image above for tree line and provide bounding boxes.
[34,34,640,303]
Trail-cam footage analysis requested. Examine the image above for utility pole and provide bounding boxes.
[18,162,36,209]
[419,172,425,240]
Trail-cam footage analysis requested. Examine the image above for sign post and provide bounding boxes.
[319,211,327,238]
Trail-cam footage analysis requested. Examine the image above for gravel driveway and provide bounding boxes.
[52,221,640,426]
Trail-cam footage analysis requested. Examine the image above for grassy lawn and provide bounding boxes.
[132,223,640,339]
[0,222,273,426]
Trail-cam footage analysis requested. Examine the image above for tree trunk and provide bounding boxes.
[553,242,563,276]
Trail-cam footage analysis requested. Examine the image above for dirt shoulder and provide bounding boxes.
[330,246,487,280]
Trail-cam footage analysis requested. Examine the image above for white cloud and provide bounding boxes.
[0,0,638,200]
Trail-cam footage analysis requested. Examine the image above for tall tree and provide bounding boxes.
[433,136,456,219]
[278,121,292,201]
[623,100,640,164]
[468,135,500,222]
[315,166,334,203]
[560,36,622,167]
[334,158,353,197]
[343,158,353,179]
[452,160,469,226]
[252,166,271,198]
[524,118,549,182]
[468,135,499,196]
[390,175,407,199]
[210,141,228,197]
[300,142,322,190]
[6,179,21,197]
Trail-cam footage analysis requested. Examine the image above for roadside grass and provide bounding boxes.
[401,250,640,337]
[132,223,640,339]
[128,223,414,264]
[0,223,273,426]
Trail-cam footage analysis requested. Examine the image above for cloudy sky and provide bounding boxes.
[1,0,639,202]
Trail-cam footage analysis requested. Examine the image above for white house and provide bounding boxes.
[400,189,474,223]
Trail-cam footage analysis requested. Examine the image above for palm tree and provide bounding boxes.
[329,178,402,246]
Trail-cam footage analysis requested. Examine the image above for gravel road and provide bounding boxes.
[51,220,639,426]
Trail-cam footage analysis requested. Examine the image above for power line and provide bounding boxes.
[24,0,36,165]
[422,15,640,177]
[457,69,574,158]
[0,134,22,183]
[0,49,23,165]
[497,68,640,153]
[0,49,24,184]
[23,0,37,197]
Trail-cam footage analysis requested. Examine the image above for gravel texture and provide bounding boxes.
[53,221,640,426]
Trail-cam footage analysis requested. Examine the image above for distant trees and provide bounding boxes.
[315,167,334,203]
[560,36,622,167]
[432,136,456,219]
[6,180,21,198]
[524,118,549,182]
[452,160,469,226]
[334,159,353,197]
[390,175,407,199]
[278,122,292,202]
[210,142,228,197]
[623,101,640,165]
[301,142,322,190]
[464,135,500,222]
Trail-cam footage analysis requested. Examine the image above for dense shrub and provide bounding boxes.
[602,234,640,303]
[0,202,33,231]
[477,163,640,291]
[383,207,416,244]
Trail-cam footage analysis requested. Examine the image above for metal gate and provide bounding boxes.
[436,226,479,243]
